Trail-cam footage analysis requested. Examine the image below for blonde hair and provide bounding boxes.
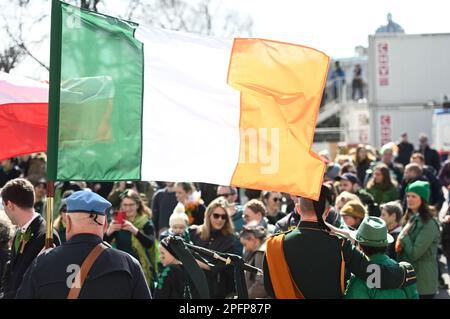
[336,191,361,207]
[197,197,235,241]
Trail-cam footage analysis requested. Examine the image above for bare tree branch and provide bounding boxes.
[133,0,253,37]
[0,46,24,73]
[80,0,100,11]
[126,0,140,20]
[1,2,50,73]
[17,43,50,71]
[5,23,49,71]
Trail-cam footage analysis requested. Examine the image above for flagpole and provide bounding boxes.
[45,181,55,249]
[45,0,62,249]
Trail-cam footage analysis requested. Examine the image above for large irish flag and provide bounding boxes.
[47,1,329,199]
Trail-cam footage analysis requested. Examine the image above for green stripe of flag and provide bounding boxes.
[48,1,144,181]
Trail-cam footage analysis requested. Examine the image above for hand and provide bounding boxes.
[325,221,352,239]
[196,260,211,270]
[122,220,139,236]
[401,222,412,236]
[106,222,122,236]
[443,215,450,224]
[117,182,127,192]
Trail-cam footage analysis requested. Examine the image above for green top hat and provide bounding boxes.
[349,216,394,248]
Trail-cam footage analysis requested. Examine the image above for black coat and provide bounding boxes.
[396,142,414,167]
[16,233,151,299]
[190,228,236,298]
[0,166,21,188]
[0,249,9,286]
[154,264,199,299]
[356,160,371,188]
[418,145,441,172]
[151,189,178,235]
[0,215,61,299]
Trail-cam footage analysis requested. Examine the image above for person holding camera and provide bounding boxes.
[105,189,158,292]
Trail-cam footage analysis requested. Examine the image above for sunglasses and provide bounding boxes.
[272,197,282,202]
[212,213,227,220]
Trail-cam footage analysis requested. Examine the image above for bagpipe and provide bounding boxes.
[161,235,263,299]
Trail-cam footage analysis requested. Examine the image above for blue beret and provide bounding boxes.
[66,191,111,215]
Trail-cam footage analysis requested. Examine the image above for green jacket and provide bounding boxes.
[345,253,419,299]
[398,214,440,295]
[263,221,414,299]
[367,184,399,205]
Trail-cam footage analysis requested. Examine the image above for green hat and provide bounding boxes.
[405,180,430,203]
[350,216,394,247]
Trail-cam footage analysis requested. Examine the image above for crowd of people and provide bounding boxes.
[0,132,449,299]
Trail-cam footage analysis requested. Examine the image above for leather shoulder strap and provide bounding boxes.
[67,242,109,299]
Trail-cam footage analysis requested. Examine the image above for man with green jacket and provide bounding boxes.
[345,216,419,299]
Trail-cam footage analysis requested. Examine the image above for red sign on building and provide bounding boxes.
[377,42,389,86]
[380,114,392,145]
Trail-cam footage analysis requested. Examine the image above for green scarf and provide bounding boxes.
[131,214,158,288]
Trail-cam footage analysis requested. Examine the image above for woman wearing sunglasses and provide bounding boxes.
[261,191,285,225]
[189,197,237,298]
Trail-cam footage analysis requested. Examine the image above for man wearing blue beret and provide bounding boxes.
[16,190,151,299]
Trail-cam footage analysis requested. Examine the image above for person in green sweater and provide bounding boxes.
[396,180,440,299]
[366,163,399,205]
[345,216,419,299]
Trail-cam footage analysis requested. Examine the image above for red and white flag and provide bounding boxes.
[0,71,48,160]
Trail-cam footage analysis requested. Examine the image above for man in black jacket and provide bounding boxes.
[151,182,178,237]
[418,134,441,172]
[396,133,414,167]
[0,178,61,299]
[16,190,151,299]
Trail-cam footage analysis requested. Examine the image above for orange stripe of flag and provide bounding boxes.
[227,38,329,200]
